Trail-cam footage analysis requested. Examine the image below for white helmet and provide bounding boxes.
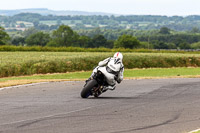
[113,52,123,62]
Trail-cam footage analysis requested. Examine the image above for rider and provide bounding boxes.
[89,52,124,90]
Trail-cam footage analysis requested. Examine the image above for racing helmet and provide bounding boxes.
[113,52,123,62]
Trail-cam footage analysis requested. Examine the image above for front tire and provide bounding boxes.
[81,79,97,98]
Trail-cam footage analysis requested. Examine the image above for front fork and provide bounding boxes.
[92,85,106,97]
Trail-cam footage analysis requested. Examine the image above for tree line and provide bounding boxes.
[1,13,200,31]
[9,25,140,49]
[1,25,200,49]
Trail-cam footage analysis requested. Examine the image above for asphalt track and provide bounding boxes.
[0,78,200,133]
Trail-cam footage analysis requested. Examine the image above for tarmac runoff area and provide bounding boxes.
[0,78,200,133]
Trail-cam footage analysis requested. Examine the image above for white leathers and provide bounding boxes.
[92,52,124,86]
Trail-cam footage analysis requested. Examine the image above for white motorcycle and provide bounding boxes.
[81,58,121,98]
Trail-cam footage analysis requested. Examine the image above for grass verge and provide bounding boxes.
[0,67,200,88]
[189,131,200,133]
[188,129,200,133]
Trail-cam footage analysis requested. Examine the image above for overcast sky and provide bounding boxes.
[1,0,200,16]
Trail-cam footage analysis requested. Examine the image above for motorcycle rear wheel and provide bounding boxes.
[81,79,97,98]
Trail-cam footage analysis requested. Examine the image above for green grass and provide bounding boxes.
[0,71,91,82]
[1,52,200,66]
[1,67,200,82]
[2,45,200,54]
[125,67,200,77]
[188,130,200,133]
[1,51,200,78]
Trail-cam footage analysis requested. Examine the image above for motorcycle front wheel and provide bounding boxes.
[81,79,97,98]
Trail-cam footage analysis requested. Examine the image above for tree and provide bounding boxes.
[190,27,200,33]
[159,27,170,34]
[25,32,50,46]
[191,42,200,49]
[89,27,101,37]
[49,25,60,30]
[106,40,114,48]
[178,42,191,49]
[153,41,169,49]
[23,27,39,38]
[114,34,140,48]
[37,24,49,30]
[92,35,107,48]
[0,26,10,45]
[47,25,79,47]
[33,20,39,27]
[12,37,25,46]
[167,43,176,49]
[139,41,154,49]
[78,36,91,48]
[57,19,62,25]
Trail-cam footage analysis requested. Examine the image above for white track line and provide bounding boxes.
[0,80,84,91]
[188,128,200,133]
[0,82,48,91]
[0,79,136,92]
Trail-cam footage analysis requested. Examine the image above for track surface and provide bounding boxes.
[0,78,200,133]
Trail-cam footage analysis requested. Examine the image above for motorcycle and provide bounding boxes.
[80,58,121,98]
[80,70,108,98]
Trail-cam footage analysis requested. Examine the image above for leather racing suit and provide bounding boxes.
[92,57,124,90]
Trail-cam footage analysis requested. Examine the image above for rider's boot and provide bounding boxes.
[105,84,116,91]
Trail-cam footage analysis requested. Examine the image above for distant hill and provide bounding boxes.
[0,8,115,16]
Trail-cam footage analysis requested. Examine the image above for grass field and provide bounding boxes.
[1,52,200,78]
[1,52,200,65]
[0,52,106,65]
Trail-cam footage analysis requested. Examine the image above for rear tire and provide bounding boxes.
[81,79,97,98]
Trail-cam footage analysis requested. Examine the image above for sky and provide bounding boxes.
[1,0,200,16]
